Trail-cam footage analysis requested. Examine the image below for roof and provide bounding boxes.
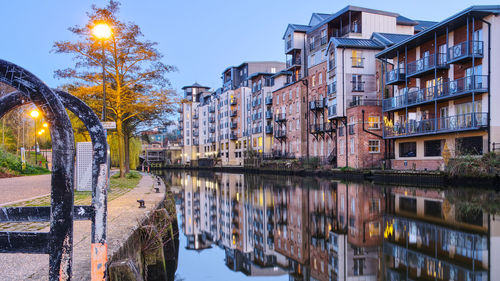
[181,82,210,90]
[414,20,438,32]
[247,72,274,80]
[326,37,384,51]
[377,5,500,58]
[307,5,401,34]
[222,61,285,74]
[271,70,292,78]
[396,15,418,26]
[282,24,310,39]
[371,32,413,47]
[308,13,332,26]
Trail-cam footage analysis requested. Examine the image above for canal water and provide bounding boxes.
[158,170,499,281]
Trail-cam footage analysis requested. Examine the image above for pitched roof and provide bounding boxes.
[282,24,311,39]
[328,37,384,50]
[371,32,413,47]
[396,15,418,26]
[377,5,500,58]
[181,82,210,90]
[414,20,438,32]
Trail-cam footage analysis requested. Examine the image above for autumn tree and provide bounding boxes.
[53,0,176,177]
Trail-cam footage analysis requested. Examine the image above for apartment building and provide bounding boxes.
[179,83,211,164]
[377,6,500,170]
[248,73,274,155]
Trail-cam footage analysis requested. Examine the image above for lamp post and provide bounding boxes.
[92,23,112,121]
[30,110,40,165]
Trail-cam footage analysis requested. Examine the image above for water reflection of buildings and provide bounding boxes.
[171,171,499,280]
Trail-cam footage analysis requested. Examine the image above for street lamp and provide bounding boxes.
[92,22,112,121]
[30,109,40,165]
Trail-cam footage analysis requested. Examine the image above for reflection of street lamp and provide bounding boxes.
[30,110,40,165]
[92,22,112,121]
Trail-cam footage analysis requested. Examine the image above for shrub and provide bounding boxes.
[446,152,500,177]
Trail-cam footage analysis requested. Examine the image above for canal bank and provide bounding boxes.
[156,165,499,189]
[0,172,178,280]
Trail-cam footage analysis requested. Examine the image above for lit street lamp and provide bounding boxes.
[30,109,40,165]
[92,22,112,121]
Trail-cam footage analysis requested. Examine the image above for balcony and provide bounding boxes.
[386,68,405,85]
[230,110,237,117]
[275,113,286,123]
[265,110,272,119]
[351,57,364,68]
[286,40,291,50]
[230,99,237,105]
[178,116,183,122]
[328,105,337,119]
[252,126,263,134]
[209,117,215,123]
[309,41,316,51]
[320,36,328,45]
[340,23,361,37]
[310,123,324,134]
[382,75,488,111]
[208,137,216,143]
[265,125,273,134]
[193,113,198,119]
[324,122,334,132]
[265,96,272,105]
[230,122,237,129]
[286,57,301,69]
[179,124,183,130]
[209,126,215,133]
[193,130,199,137]
[407,53,448,78]
[351,81,364,92]
[348,98,381,108]
[252,113,262,121]
[193,123,199,128]
[309,99,325,111]
[193,139,199,145]
[230,133,237,140]
[274,129,286,139]
[209,106,215,113]
[384,112,488,138]
[447,40,483,64]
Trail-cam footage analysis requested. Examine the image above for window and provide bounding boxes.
[296,103,299,113]
[456,136,483,155]
[399,142,416,157]
[424,200,442,218]
[368,140,380,153]
[289,90,292,100]
[319,73,323,84]
[352,50,363,67]
[340,140,345,155]
[424,140,443,157]
[352,75,363,91]
[350,138,355,154]
[367,116,380,129]
[311,74,316,87]
[399,197,417,213]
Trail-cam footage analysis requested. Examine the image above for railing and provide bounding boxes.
[286,57,301,68]
[320,36,328,45]
[193,130,199,137]
[328,59,335,71]
[351,81,364,92]
[209,106,215,113]
[328,82,336,95]
[275,113,286,122]
[340,23,361,36]
[265,125,273,134]
[265,110,272,119]
[309,41,316,51]
[263,151,295,159]
[310,99,325,110]
[252,113,262,120]
[447,40,483,62]
[310,123,324,133]
[274,129,286,138]
[351,57,364,68]
[230,110,237,117]
[324,122,334,132]
[193,113,198,119]
[383,112,488,138]
[382,75,488,111]
[348,98,381,108]
[230,133,237,140]
[386,68,405,85]
[407,53,447,77]
[230,122,237,129]
[193,123,199,128]
[328,105,337,118]
[252,126,263,134]
[193,139,199,145]
[209,117,215,123]
[178,116,183,122]
[209,127,215,133]
[265,96,272,105]
[179,125,183,130]
[230,99,237,105]
[286,40,291,50]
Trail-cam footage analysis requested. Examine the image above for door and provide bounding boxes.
[423,51,430,70]
[440,107,449,129]
[438,44,446,65]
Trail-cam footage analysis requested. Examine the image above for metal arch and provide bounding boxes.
[0,89,109,279]
[0,59,75,280]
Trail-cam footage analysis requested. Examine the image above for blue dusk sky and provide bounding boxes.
[0,0,497,97]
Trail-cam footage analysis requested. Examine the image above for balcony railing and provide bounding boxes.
[383,112,488,138]
[252,113,262,121]
[230,110,237,117]
[193,123,199,128]
[286,40,291,50]
[382,75,488,111]
[193,130,199,137]
[209,106,215,113]
[351,57,364,68]
[265,125,273,134]
[286,57,301,68]
[309,42,316,51]
[265,110,272,119]
[252,126,263,134]
[386,68,405,85]
[340,23,361,36]
[275,113,286,122]
[193,139,199,145]
[310,123,324,134]
[309,99,325,110]
[320,36,328,45]
[351,81,364,92]
[230,133,237,140]
[193,113,198,119]
[407,53,448,77]
[265,96,272,105]
[209,117,215,123]
[178,116,183,122]
[324,122,334,132]
[348,99,381,108]
[209,127,215,133]
[328,105,337,118]
[230,99,237,105]
[447,40,483,63]
[274,129,286,139]
[230,122,237,129]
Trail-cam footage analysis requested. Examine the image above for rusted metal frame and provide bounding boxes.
[0,206,94,222]
[0,58,75,281]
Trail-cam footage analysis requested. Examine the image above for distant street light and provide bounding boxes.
[92,22,112,121]
[29,109,40,165]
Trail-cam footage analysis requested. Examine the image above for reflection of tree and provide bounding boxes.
[445,188,500,216]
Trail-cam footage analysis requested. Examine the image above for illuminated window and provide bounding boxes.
[258,137,263,147]
[368,140,380,153]
[367,116,380,129]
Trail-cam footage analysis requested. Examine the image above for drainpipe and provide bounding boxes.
[301,78,310,159]
[478,17,491,152]
[362,110,383,138]
[342,47,348,167]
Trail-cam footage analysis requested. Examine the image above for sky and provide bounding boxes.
[1,0,498,97]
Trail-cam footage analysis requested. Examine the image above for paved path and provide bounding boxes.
[0,173,166,280]
[0,174,51,205]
